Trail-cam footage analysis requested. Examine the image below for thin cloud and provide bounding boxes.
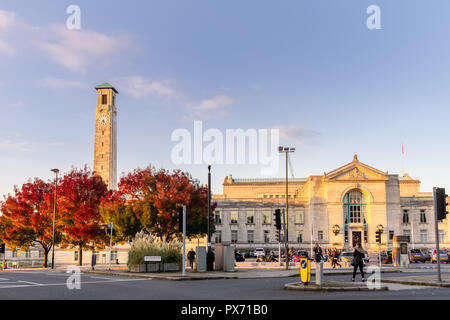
[274,125,320,144]
[34,25,130,73]
[184,94,235,120]
[115,76,177,98]
[0,140,32,152]
[41,76,88,89]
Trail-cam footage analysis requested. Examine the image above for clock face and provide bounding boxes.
[98,114,109,126]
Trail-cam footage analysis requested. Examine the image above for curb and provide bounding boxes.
[284,281,389,292]
[381,279,450,288]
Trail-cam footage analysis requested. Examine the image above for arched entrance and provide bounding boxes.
[343,190,368,248]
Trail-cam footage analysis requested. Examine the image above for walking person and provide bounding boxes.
[187,248,196,270]
[352,243,365,281]
[331,247,342,268]
[313,243,323,263]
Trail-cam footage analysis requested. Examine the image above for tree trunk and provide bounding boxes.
[43,250,48,268]
[78,246,83,266]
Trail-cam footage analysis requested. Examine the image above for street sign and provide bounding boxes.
[144,256,161,262]
[108,222,114,229]
[300,258,311,284]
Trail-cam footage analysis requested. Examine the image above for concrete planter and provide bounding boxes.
[128,263,180,273]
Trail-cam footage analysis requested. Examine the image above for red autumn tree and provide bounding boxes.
[116,166,209,241]
[57,167,108,266]
[0,178,59,267]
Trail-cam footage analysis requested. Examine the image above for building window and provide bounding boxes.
[231,230,238,243]
[110,251,118,261]
[74,251,79,261]
[403,210,409,224]
[389,230,394,241]
[403,230,411,241]
[318,231,323,241]
[420,210,427,223]
[102,94,107,105]
[264,231,270,243]
[230,211,238,224]
[269,195,273,198]
[247,211,254,224]
[39,251,44,258]
[214,210,222,224]
[25,250,31,258]
[263,195,267,199]
[215,231,222,244]
[364,230,368,243]
[343,190,365,224]
[247,230,254,243]
[295,210,304,224]
[12,249,17,258]
[296,230,303,243]
[262,211,271,224]
[112,95,115,106]
[420,230,428,243]
[439,230,445,243]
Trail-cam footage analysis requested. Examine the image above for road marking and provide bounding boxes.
[0,278,152,289]
[0,278,9,281]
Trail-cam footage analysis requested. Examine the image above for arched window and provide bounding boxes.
[343,190,366,224]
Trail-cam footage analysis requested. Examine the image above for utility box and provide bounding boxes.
[392,235,410,268]
[214,244,224,271]
[223,246,235,272]
[196,246,207,272]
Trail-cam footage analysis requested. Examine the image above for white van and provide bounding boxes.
[254,248,266,257]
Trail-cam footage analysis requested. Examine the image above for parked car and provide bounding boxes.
[340,251,354,263]
[254,248,266,258]
[235,252,245,262]
[296,250,309,258]
[364,250,370,263]
[431,249,449,264]
[421,249,431,262]
[379,250,392,264]
[409,249,426,263]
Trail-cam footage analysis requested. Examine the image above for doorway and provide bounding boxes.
[352,231,362,248]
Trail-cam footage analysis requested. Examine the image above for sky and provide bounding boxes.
[0,0,449,196]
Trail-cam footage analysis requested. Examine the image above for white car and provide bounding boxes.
[254,248,266,257]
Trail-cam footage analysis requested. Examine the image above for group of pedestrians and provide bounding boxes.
[313,242,365,281]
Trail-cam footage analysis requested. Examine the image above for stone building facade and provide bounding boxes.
[212,155,448,253]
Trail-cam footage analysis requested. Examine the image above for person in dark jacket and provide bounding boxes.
[313,244,323,262]
[187,249,196,270]
[352,243,365,281]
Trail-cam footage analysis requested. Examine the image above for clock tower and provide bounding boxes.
[94,83,118,190]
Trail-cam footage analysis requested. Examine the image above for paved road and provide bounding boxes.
[1,269,450,300]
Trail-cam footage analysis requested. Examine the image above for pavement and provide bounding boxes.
[82,265,399,281]
[1,269,450,300]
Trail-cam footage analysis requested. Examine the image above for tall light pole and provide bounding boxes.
[50,168,59,269]
[279,146,295,270]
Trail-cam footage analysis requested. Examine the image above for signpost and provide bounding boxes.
[182,206,186,277]
[433,187,442,282]
[108,222,114,271]
[144,256,162,273]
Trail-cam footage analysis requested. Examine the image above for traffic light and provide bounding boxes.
[0,244,4,254]
[436,188,449,221]
[274,209,281,230]
[375,230,382,244]
[275,230,281,242]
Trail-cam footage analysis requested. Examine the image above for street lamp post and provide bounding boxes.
[50,168,59,269]
[279,146,295,270]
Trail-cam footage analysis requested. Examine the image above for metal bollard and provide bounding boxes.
[315,262,323,286]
